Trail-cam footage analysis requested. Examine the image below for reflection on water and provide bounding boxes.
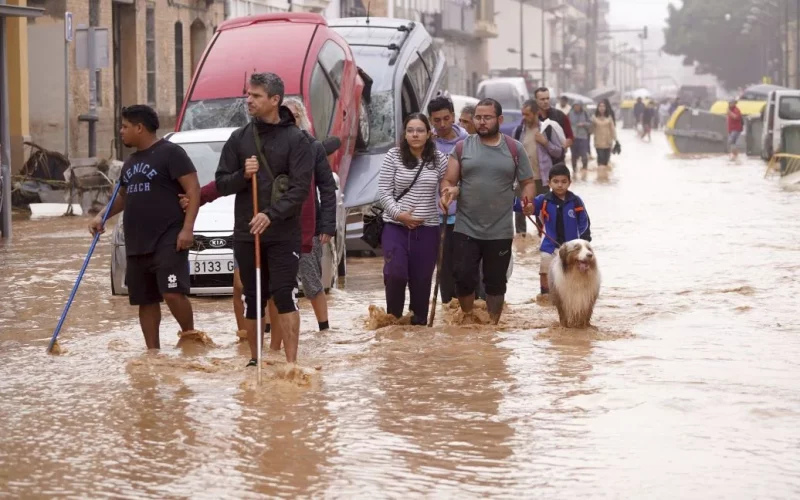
[2,130,800,497]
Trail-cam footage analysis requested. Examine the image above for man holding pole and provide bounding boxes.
[215,72,313,370]
[88,105,200,349]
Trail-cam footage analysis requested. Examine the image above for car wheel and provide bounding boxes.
[110,265,119,296]
[355,98,370,150]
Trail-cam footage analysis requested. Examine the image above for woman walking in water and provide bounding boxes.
[378,113,449,325]
[592,100,617,170]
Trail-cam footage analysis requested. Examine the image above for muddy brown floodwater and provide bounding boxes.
[2,130,800,498]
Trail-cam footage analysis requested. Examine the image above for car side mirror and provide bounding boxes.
[322,136,342,156]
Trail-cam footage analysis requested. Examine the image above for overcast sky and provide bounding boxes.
[607,0,677,29]
[607,0,721,90]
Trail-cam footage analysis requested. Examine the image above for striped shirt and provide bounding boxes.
[378,147,449,227]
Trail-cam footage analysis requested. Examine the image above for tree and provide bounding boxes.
[662,0,773,90]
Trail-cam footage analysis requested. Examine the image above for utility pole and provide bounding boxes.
[590,0,598,90]
[541,2,546,86]
[519,0,524,79]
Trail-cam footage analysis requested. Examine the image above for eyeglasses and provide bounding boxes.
[405,127,428,135]
[473,115,497,122]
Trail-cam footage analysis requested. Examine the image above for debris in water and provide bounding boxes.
[49,340,64,355]
[366,304,412,330]
[176,330,217,347]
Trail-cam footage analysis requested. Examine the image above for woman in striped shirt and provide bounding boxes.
[378,113,449,324]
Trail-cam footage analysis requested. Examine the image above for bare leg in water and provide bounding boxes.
[485,294,505,325]
[278,310,301,364]
[268,299,282,351]
[139,303,162,349]
[233,269,246,333]
[163,293,194,331]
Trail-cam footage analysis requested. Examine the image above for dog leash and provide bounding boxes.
[523,197,562,249]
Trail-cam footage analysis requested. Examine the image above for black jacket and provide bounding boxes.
[302,131,338,237]
[215,106,313,242]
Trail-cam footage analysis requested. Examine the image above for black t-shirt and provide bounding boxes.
[120,139,196,256]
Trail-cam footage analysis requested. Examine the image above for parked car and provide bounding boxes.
[328,17,447,253]
[760,89,800,160]
[110,128,346,297]
[175,12,367,273]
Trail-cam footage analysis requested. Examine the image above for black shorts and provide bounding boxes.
[234,237,301,317]
[451,232,512,297]
[126,246,190,306]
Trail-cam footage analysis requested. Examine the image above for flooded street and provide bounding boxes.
[1,129,799,498]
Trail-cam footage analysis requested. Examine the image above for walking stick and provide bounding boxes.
[48,181,122,353]
[252,173,262,384]
[428,218,448,327]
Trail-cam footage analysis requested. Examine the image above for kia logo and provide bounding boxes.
[208,238,226,248]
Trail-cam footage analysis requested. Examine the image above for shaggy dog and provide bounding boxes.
[548,239,601,328]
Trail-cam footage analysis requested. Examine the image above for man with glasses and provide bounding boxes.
[440,98,536,324]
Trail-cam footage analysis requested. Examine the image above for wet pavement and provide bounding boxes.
[1,129,799,498]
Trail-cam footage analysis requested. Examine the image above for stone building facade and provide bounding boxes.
[25,0,224,163]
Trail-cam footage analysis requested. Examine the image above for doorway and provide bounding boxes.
[112,1,136,160]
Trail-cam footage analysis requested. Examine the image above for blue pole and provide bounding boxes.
[47,182,122,353]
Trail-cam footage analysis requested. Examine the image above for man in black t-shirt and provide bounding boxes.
[89,105,201,349]
[215,72,313,371]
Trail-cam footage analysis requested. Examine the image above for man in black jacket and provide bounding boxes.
[215,72,313,370]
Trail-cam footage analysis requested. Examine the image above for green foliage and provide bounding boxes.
[662,0,769,89]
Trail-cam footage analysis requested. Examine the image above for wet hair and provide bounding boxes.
[534,87,550,98]
[400,113,436,169]
[427,96,454,115]
[283,96,311,131]
[522,99,539,114]
[461,104,476,116]
[476,98,502,117]
[121,105,159,132]
[549,163,571,180]
[249,72,285,104]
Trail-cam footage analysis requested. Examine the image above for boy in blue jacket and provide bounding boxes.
[514,164,591,297]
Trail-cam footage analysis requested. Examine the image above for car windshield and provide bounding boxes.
[176,141,226,186]
[365,90,395,151]
[180,95,302,132]
[344,45,398,151]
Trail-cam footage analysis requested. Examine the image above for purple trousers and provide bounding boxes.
[381,222,439,323]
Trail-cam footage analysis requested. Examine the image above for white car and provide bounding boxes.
[110,127,346,296]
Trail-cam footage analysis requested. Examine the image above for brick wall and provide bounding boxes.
[27,0,224,160]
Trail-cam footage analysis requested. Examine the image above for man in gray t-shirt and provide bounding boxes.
[441,98,536,324]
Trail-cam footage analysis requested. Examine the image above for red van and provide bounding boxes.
[176,13,369,190]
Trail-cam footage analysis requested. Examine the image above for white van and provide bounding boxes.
[760,89,800,160]
[476,77,531,111]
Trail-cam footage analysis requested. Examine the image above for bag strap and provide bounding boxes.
[503,135,519,168]
[252,123,275,182]
[394,159,425,203]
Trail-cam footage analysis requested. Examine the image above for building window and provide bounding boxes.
[175,22,184,114]
[90,0,102,106]
[146,7,156,106]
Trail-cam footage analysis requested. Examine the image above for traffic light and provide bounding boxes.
[643,26,648,39]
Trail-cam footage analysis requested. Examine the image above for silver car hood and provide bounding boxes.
[343,153,384,209]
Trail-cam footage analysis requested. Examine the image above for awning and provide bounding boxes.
[0,4,44,18]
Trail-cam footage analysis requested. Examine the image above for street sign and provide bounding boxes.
[75,27,109,70]
[65,12,73,42]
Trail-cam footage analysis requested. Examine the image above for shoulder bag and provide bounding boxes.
[360,158,426,249]
[252,124,290,206]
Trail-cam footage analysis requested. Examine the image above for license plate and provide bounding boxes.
[191,259,234,275]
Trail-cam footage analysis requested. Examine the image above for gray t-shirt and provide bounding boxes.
[450,135,534,240]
